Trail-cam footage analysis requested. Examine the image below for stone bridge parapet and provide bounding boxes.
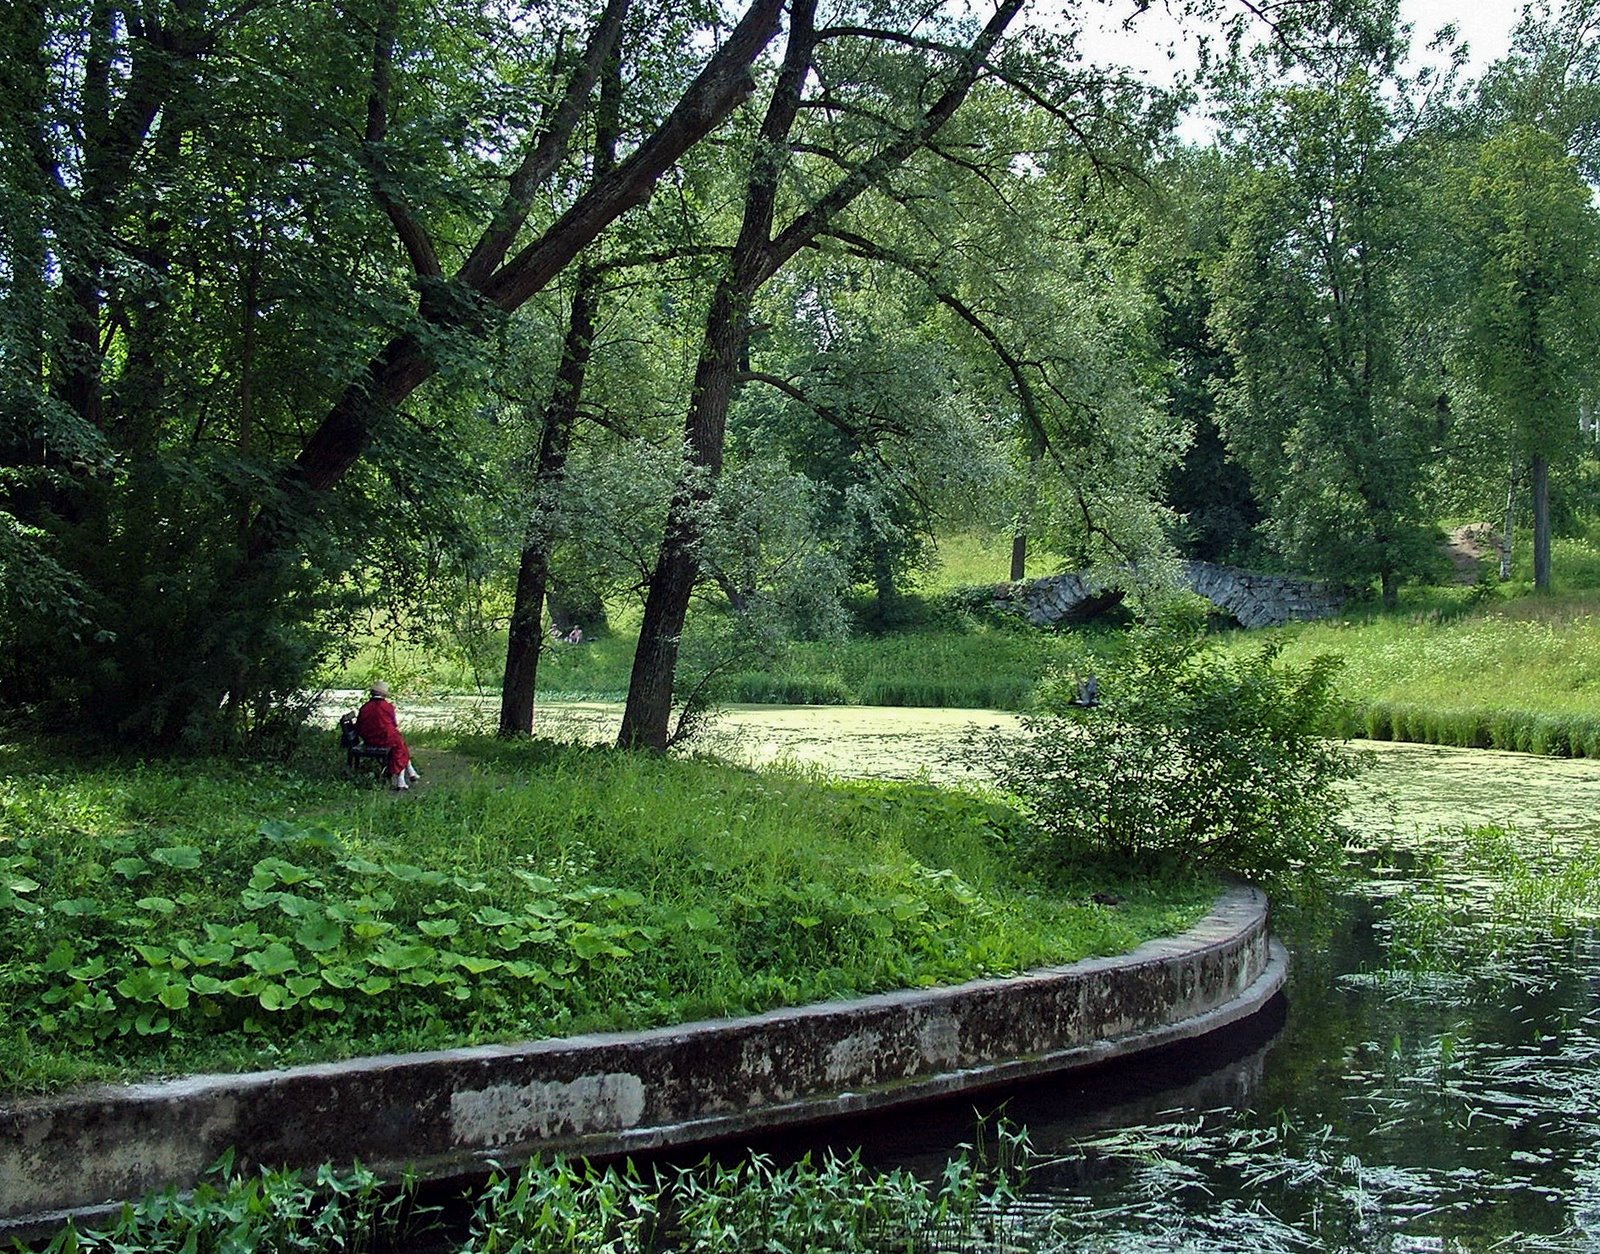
[998,562,1346,629]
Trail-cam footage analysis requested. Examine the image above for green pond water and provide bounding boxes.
[335,695,1600,1249]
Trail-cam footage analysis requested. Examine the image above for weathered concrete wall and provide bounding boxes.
[0,886,1284,1237]
[999,563,1345,629]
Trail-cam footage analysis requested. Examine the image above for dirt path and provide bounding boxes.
[1442,523,1500,583]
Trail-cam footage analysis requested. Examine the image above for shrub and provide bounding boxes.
[977,609,1360,900]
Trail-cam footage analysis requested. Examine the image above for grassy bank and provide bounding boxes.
[720,626,1096,709]
[1239,533,1600,755]
[1253,592,1600,755]
[0,735,1213,1096]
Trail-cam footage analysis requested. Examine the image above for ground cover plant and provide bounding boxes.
[21,1154,416,1254]
[0,737,1213,1095]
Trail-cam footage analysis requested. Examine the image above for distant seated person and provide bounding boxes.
[566,626,583,644]
[1069,673,1099,708]
[355,680,419,791]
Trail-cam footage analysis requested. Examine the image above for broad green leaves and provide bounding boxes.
[5,818,661,1050]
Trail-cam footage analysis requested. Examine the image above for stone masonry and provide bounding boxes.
[998,562,1346,629]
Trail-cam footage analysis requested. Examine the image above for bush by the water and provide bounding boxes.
[979,610,1359,899]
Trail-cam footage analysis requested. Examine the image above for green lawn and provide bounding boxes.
[0,734,1214,1096]
[322,532,1600,753]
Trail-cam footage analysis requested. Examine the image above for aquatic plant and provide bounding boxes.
[26,1127,1035,1254]
[1380,823,1600,973]
[461,1125,1032,1253]
[25,1154,420,1254]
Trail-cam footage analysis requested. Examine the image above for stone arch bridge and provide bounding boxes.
[995,562,1346,629]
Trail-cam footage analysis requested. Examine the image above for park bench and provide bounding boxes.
[338,713,392,781]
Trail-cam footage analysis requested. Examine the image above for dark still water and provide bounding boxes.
[799,742,1600,1253]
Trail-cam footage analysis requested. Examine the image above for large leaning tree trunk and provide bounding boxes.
[498,47,623,739]
[241,0,780,549]
[3,0,788,740]
[617,0,1028,751]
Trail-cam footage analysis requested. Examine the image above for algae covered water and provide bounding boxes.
[641,711,1600,1252]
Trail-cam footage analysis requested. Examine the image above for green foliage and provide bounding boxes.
[29,1154,414,1254]
[1211,52,1448,603]
[463,1127,1031,1253]
[1382,824,1600,973]
[979,609,1359,898]
[34,1124,1035,1254]
[0,740,1213,1093]
[1455,124,1600,459]
[1143,154,1262,566]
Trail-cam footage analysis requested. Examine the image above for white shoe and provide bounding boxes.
[392,777,409,791]
[405,764,419,781]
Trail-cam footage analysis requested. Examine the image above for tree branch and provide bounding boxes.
[457,0,631,287]
[815,227,1053,457]
[766,0,1026,275]
[363,0,441,278]
[482,0,786,311]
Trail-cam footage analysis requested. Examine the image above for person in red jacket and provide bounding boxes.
[354,681,419,790]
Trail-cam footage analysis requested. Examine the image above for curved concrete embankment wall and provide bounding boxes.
[0,884,1285,1236]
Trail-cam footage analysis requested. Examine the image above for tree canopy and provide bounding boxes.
[3,0,1598,744]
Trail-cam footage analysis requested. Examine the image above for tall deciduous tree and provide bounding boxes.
[1211,22,1447,605]
[1454,122,1600,591]
[1482,0,1600,180]
[616,0,1031,749]
[0,0,787,738]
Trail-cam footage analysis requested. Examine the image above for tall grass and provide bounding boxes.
[723,627,1106,710]
[1242,576,1600,755]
